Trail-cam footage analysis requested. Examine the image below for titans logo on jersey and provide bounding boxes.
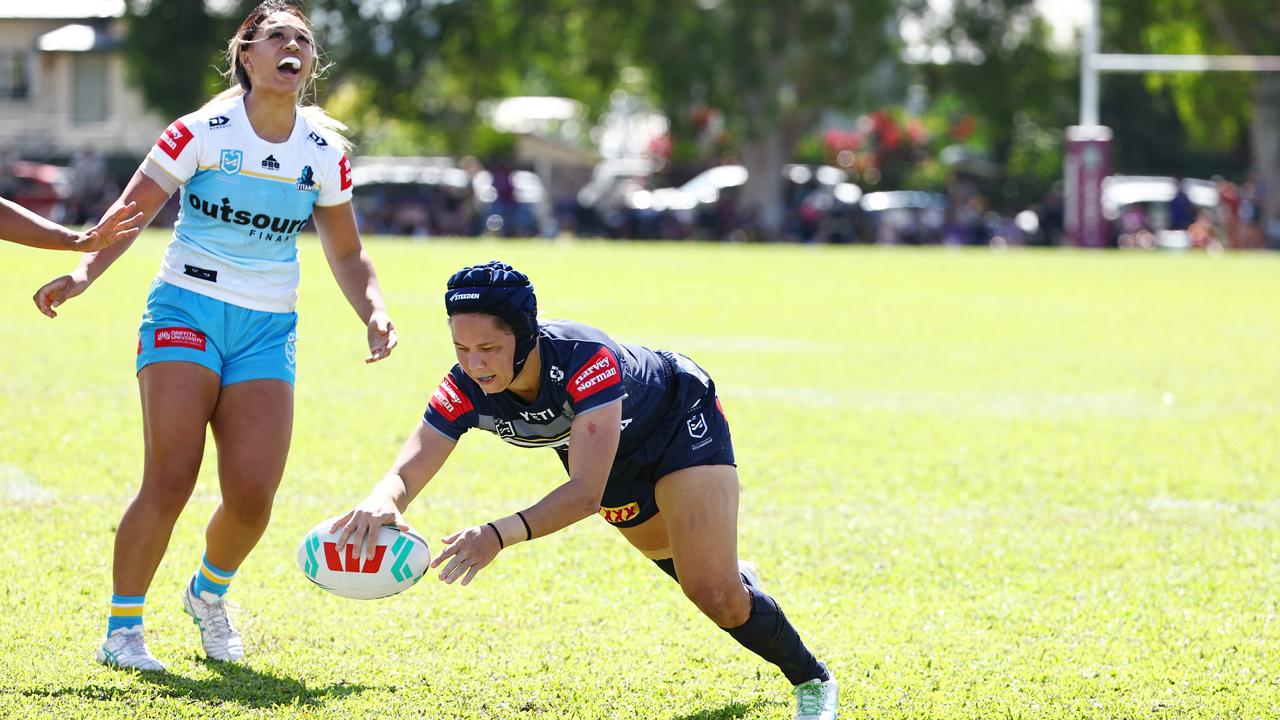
[423,320,676,460]
[141,95,352,313]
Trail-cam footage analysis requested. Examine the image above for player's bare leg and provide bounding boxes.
[99,362,219,671]
[182,378,293,662]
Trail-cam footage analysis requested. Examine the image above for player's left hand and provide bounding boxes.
[366,311,397,363]
[74,201,145,252]
[431,525,502,586]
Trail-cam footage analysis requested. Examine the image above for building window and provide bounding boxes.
[0,50,31,99]
[72,54,109,123]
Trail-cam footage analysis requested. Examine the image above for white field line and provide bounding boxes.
[0,464,54,502]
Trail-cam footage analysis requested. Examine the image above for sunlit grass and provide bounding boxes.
[0,235,1277,719]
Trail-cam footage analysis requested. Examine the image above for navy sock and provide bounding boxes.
[723,584,828,686]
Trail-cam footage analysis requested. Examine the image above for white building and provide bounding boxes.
[0,1,165,158]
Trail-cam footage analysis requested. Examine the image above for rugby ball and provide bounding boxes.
[296,520,431,599]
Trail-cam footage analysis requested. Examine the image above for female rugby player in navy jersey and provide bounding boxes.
[332,261,838,720]
[33,1,396,671]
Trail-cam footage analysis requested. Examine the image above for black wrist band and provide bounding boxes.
[486,522,504,549]
[516,511,532,541]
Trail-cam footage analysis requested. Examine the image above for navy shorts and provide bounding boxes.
[595,352,735,528]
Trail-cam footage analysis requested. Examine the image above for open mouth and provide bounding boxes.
[277,57,302,76]
[475,374,496,385]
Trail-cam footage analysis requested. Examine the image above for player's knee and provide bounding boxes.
[138,467,199,514]
[220,486,276,527]
[681,577,750,626]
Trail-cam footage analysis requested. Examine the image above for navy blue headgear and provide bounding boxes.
[444,261,539,378]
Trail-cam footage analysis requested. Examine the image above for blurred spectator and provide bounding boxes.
[1213,175,1240,249]
[1238,174,1265,249]
[1187,208,1223,252]
[0,146,18,198]
[68,147,109,224]
[1168,179,1194,231]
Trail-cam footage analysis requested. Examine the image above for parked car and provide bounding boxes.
[7,160,69,219]
[1102,175,1220,248]
[349,157,474,237]
[859,190,947,244]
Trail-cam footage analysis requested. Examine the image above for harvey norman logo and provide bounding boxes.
[430,374,474,422]
[568,347,621,402]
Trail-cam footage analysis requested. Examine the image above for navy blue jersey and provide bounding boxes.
[423,320,675,459]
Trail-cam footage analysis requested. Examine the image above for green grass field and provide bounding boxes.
[0,234,1277,719]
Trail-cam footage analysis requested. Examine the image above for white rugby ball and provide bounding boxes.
[297,520,431,599]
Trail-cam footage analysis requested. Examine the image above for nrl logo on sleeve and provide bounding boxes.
[219,149,243,175]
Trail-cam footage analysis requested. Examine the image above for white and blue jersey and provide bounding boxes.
[141,95,353,313]
[423,320,735,527]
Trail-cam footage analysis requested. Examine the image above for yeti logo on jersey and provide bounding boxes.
[429,375,474,422]
[548,366,564,382]
[519,408,556,422]
[307,131,328,147]
[568,347,621,402]
[155,120,194,160]
[686,413,708,439]
[220,149,243,175]
[296,165,317,192]
[208,116,231,129]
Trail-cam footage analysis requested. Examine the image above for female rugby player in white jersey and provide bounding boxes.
[32,1,397,671]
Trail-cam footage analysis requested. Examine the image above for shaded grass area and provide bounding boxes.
[0,236,1277,718]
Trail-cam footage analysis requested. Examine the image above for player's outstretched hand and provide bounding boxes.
[366,311,397,363]
[33,271,90,318]
[331,497,409,561]
[432,525,502,586]
[74,201,144,252]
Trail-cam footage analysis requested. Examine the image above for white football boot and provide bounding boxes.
[738,560,761,589]
[182,585,245,661]
[96,626,166,672]
[793,673,838,720]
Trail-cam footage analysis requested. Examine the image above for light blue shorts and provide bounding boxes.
[136,281,298,386]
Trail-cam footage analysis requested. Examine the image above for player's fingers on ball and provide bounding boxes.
[330,510,355,533]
